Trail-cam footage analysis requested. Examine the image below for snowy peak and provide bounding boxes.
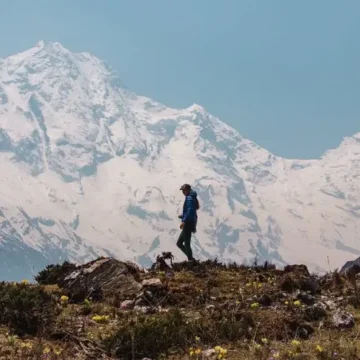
[3,40,108,75]
[0,41,359,280]
[0,42,270,183]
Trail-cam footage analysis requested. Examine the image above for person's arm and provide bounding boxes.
[182,195,194,223]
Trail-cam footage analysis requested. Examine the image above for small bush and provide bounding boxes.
[35,261,77,285]
[104,308,256,359]
[104,309,196,359]
[0,282,58,336]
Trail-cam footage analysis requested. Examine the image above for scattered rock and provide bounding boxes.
[202,349,216,357]
[296,292,316,305]
[332,309,355,329]
[158,306,169,313]
[120,300,134,310]
[135,298,146,306]
[134,305,153,314]
[298,323,315,339]
[259,293,273,307]
[322,299,337,310]
[305,305,327,321]
[288,320,314,339]
[142,278,162,288]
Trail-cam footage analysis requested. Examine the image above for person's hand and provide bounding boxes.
[180,222,185,229]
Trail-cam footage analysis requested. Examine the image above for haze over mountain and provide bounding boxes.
[0,41,359,280]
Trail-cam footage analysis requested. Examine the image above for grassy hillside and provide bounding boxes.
[0,256,359,359]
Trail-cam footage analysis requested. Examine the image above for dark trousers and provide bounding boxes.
[176,222,195,261]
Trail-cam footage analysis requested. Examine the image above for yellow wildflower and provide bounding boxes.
[273,352,280,359]
[195,336,200,341]
[261,338,268,344]
[291,339,301,347]
[316,345,324,353]
[250,302,259,309]
[84,298,91,306]
[54,347,62,355]
[7,335,18,346]
[195,348,202,355]
[43,347,51,354]
[60,295,69,305]
[21,342,32,349]
[21,279,29,284]
[92,315,110,323]
[293,300,301,306]
[285,300,289,305]
[215,346,222,352]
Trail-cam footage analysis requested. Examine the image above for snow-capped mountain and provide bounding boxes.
[0,41,359,280]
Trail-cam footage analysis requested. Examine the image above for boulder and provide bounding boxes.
[339,257,360,276]
[142,278,162,288]
[60,257,142,302]
[332,309,355,329]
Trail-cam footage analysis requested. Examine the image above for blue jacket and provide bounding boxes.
[181,190,198,223]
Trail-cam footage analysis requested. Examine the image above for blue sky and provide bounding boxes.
[1,0,359,159]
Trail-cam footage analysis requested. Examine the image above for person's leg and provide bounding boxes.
[176,228,187,256]
[183,223,195,261]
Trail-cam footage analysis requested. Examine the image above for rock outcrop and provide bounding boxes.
[339,256,360,276]
[49,257,143,302]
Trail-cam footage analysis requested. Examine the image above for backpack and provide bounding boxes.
[195,197,200,210]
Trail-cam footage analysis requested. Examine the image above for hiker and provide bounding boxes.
[177,184,200,261]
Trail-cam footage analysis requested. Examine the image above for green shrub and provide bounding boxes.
[0,282,58,336]
[35,261,77,285]
[104,309,196,359]
[103,308,255,359]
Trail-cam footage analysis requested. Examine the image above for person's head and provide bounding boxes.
[180,184,191,196]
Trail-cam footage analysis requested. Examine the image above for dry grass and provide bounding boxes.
[1,259,360,359]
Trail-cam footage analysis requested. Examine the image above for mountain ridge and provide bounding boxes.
[0,41,359,280]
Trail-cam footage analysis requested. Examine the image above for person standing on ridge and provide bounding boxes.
[177,184,199,261]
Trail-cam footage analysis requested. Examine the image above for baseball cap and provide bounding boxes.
[179,184,191,191]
